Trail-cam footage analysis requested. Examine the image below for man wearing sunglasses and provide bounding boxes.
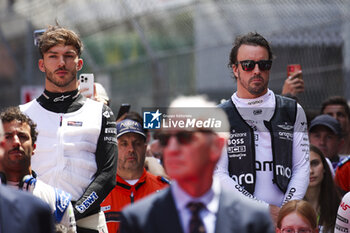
[120,96,274,233]
[217,32,310,209]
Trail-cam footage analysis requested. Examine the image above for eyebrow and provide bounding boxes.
[46,50,77,55]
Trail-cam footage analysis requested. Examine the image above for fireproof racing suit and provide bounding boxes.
[20,89,118,232]
[216,89,310,207]
[101,168,169,233]
[5,173,76,233]
[335,192,350,233]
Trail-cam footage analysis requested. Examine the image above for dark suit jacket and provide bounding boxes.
[120,185,274,233]
[0,185,54,233]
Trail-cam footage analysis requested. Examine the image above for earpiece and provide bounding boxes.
[19,174,37,192]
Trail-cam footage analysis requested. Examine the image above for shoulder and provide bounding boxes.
[145,172,170,185]
[122,187,170,215]
[337,156,350,169]
[220,185,269,215]
[0,185,52,212]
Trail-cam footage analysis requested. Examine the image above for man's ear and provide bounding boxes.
[232,64,239,79]
[210,135,225,161]
[77,58,83,71]
[38,59,45,72]
[32,144,36,156]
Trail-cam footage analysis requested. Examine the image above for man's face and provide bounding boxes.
[1,120,35,175]
[233,44,270,99]
[161,130,220,182]
[39,44,83,93]
[309,125,342,160]
[117,133,147,172]
[323,104,350,135]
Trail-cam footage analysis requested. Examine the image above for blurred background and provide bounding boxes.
[0,0,349,114]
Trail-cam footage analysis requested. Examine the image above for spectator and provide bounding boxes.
[120,95,274,233]
[321,96,350,156]
[217,32,310,208]
[334,156,350,193]
[276,200,318,233]
[19,25,117,233]
[0,106,77,233]
[303,145,341,233]
[309,114,343,171]
[334,192,350,233]
[0,118,54,233]
[101,119,169,233]
[281,70,304,98]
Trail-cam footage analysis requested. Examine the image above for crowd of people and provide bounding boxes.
[0,25,349,233]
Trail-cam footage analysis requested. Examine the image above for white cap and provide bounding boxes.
[95,82,109,102]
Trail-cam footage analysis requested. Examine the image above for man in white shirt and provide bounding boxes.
[120,96,274,233]
[216,32,310,209]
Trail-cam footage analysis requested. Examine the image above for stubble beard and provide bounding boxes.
[46,67,77,88]
[238,70,268,96]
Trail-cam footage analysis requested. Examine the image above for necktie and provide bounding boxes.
[187,202,206,233]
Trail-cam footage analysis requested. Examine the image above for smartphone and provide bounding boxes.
[287,64,302,79]
[33,29,46,46]
[79,73,94,98]
[117,103,131,120]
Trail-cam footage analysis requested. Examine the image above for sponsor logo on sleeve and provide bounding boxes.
[75,192,99,213]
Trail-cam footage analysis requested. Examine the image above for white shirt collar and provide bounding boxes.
[171,177,221,214]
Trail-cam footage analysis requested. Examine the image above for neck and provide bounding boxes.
[304,185,321,211]
[6,170,31,183]
[118,168,144,181]
[177,174,213,197]
[236,89,268,99]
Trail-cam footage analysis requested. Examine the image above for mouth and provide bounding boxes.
[309,177,316,182]
[9,150,24,158]
[55,70,68,76]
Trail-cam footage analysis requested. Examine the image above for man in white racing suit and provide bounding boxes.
[0,106,76,233]
[19,25,117,233]
[216,32,309,210]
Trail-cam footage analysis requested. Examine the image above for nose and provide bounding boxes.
[12,135,21,146]
[252,63,261,74]
[58,56,65,67]
[165,136,180,152]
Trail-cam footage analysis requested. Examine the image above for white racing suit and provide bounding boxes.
[7,176,76,233]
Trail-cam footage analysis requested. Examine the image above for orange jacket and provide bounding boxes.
[101,168,169,233]
[335,156,350,192]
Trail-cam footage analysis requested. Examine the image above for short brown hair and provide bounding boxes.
[277,200,317,229]
[38,25,83,57]
[0,107,38,146]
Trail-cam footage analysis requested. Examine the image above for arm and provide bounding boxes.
[281,104,310,205]
[74,105,118,220]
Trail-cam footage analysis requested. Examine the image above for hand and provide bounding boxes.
[282,71,304,96]
[144,157,169,179]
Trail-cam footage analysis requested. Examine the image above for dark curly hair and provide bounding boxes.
[0,107,38,145]
[228,32,273,78]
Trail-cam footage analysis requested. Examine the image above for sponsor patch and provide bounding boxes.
[103,111,111,118]
[75,192,99,213]
[67,121,83,127]
[277,123,294,130]
[105,127,117,134]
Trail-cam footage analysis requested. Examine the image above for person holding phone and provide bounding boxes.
[19,25,118,233]
[282,68,305,98]
[217,32,310,211]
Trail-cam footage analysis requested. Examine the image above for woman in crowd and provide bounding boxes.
[304,145,342,233]
[276,199,318,233]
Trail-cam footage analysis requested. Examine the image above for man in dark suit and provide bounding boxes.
[0,185,54,233]
[120,96,274,233]
[0,119,54,233]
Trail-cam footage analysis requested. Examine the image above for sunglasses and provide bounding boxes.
[237,60,272,71]
[157,130,213,147]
